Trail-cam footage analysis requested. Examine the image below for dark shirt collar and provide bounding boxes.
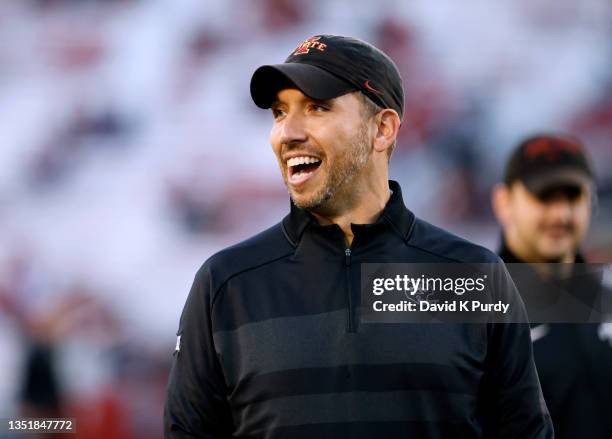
[498,237,585,263]
[281,180,415,247]
[498,238,523,263]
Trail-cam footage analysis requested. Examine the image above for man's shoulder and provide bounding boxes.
[407,217,501,264]
[196,221,294,286]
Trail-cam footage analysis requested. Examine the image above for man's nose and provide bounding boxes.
[546,198,573,221]
[278,111,308,146]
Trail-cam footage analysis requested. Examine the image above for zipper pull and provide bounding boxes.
[345,248,351,266]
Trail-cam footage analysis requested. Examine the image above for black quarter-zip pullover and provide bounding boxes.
[165,181,553,439]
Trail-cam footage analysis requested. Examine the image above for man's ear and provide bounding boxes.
[373,109,401,154]
[491,183,511,227]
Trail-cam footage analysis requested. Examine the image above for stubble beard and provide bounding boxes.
[536,223,579,263]
[288,123,371,212]
[537,237,577,263]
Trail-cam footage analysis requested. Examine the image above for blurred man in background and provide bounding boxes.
[164,35,552,439]
[492,134,612,438]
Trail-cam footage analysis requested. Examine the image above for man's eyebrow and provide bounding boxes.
[270,97,334,109]
[311,98,334,106]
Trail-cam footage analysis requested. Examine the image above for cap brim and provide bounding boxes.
[250,63,356,109]
[523,168,592,196]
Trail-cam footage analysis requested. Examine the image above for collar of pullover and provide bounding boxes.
[498,238,585,264]
[281,180,416,248]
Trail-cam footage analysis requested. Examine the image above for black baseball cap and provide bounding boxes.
[504,134,594,196]
[250,34,404,120]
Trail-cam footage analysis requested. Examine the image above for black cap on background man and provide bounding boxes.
[503,134,595,199]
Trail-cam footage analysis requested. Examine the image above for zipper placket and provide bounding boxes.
[345,247,355,332]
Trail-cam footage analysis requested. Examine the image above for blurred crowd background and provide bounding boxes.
[0,0,611,437]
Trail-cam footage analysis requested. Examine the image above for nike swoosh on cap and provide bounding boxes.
[364,80,383,94]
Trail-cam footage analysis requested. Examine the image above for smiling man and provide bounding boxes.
[164,35,553,439]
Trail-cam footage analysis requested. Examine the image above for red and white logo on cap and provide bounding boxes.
[525,138,581,161]
[293,36,328,56]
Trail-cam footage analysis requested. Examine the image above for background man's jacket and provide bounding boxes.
[499,243,612,439]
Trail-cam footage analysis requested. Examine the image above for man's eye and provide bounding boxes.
[272,108,285,118]
[311,104,329,112]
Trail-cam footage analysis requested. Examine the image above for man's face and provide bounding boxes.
[501,181,592,262]
[269,89,373,213]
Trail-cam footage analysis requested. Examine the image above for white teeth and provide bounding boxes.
[287,156,321,167]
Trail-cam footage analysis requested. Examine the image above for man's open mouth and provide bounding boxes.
[287,156,322,186]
